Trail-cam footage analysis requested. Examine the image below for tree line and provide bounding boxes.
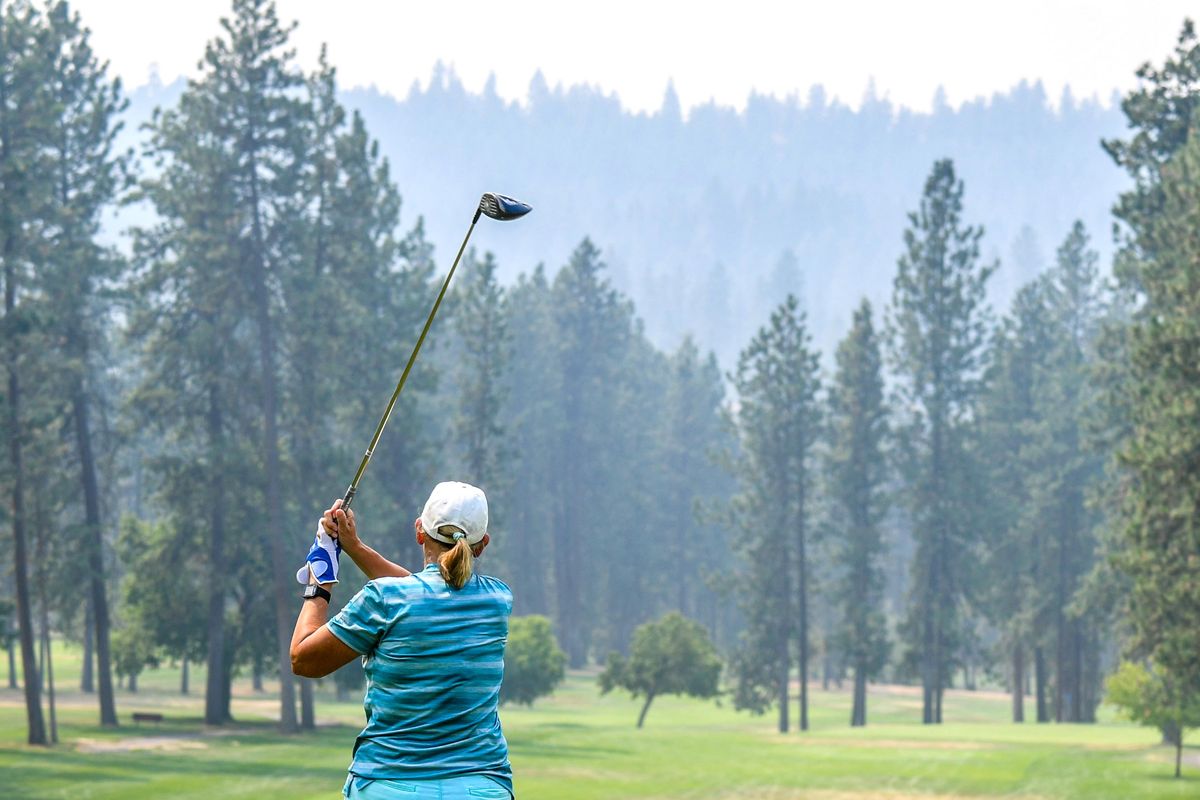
[1,0,1197,769]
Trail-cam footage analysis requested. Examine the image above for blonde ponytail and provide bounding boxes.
[438,528,475,589]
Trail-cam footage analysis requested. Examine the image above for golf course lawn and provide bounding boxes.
[0,641,1195,799]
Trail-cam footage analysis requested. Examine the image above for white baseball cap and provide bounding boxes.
[420,481,489,546]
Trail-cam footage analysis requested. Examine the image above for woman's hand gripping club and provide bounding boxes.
[294,500,357,585]
[298,499,412,583]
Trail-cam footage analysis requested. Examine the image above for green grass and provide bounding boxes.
[0,640,1195,799]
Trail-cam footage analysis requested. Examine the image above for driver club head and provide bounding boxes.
[479,192,532,221]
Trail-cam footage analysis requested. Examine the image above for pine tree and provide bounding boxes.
[730,295,822,732]
[548,239,633,666]
[36,0,127,728]
[0,0,52,746]
[498,267,558,616]
[1038,222,1106,722]
[658,338,734,629]
[130,0,273,727]
[827,300,889,726]
[210,0,308,733]
[451,249,509,495]
[978,278,1050,723]
[887,159,994,724]
[1109,115,1200,734]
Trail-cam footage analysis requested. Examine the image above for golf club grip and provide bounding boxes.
[341,485,356,510]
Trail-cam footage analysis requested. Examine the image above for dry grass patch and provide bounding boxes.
[75,736,208,754]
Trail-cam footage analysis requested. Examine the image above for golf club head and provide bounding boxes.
[479,192,532,221]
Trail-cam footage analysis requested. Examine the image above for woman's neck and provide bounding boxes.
[422,544,448,567]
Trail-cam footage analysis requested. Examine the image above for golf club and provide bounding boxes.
[337,192,532,515]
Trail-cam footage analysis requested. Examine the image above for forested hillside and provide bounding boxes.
[120,68,1128,363]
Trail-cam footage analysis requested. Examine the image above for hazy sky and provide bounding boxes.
[72,0,1194,113]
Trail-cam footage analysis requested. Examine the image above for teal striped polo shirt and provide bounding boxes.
[327,564,514,795]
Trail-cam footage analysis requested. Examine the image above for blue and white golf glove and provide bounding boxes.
[296,521,341,585]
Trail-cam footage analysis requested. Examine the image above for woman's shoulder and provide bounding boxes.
[473,573,514,602]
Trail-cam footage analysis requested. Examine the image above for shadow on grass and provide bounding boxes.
[3,745,343,782]
[0,720,362,798]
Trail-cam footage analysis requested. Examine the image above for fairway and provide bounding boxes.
[0,642,1194,799]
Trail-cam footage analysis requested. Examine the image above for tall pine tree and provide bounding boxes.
[827,300,889,727]
[887,159,993,724]
[730,295,822,732]
[38,0,127,728]
[0,0,52,745]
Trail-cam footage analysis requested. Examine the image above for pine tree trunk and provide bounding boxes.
[921,541,938,724]
[38,601,58,744]
[253,654,264,692]
[220,656,233,721]
[797,519,809,732]
[72,384,118,726]
[129,672,137,693]
[554,493,584,667]
[300,679,315,729]
[1011,640,1025,723]
[1069,622,1083,723]
[204,387,230,725]
[294,386,319,731]
[778,630,790,734]
[180,656,189,695]
[1054,549,1067,723]
[7,638,16,689]
[81,601,94,693]
[851,665,867,727]
[1175,734,1183,779]
[777,489,792,734]
[3,232,47,746]
[636,692,655,729]
[1034,646,1049,722]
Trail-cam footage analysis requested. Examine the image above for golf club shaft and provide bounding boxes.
[340,208,484,511]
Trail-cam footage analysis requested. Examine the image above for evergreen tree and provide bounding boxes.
[1038,222,1106,722]
[827,300,889,726]
[36,0,127,728]
[116,516,206,685]
[1108,117,1200,733]
[729,295,822,732]
[887,159,994,724]
[978,279,1054,723]
[498,267,558,616]
[548,239,633,666]
[206,0,308,733]
[657,337,735,631]
[0,0,53,745]
[129,0,282,727]
[451,249,509,498]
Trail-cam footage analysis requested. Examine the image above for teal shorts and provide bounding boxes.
[343,774,512,800]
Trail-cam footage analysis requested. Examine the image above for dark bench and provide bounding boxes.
[131,712,164,725]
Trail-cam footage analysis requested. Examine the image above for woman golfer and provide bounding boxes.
[290,481,514,800]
